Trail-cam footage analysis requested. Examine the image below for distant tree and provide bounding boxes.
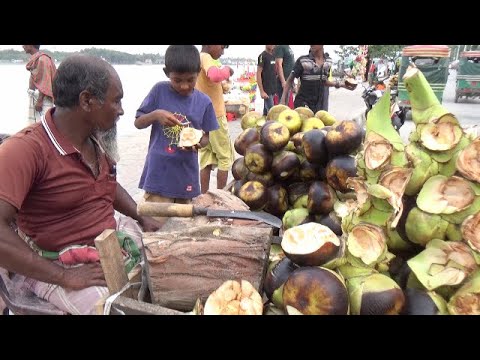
[334,45,359,63]
[368,45,404,61]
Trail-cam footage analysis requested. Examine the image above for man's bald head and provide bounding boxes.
[53,54,119,108]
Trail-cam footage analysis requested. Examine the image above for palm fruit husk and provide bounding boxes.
[456,137,480,183]
[346,223,388,266]
[404,143,440,196]
[402,65,457,127]
[402,288,449,315]
[407,239,478,291]
[440,196,480,225]
[269,244,285,263]
[416,175,475,215]
[345,177,371,215]
[360,87,408,184]
[337,263,377,280]
[405,207,449,246]
[282,208,312,230]
[447,270,480,315]
[462,212,480,253]
[347,273,405,315]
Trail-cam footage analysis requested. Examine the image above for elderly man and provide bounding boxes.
[0,54,160,315]
[23,45,57,124]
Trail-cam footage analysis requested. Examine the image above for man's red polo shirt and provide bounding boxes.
[0,109,117,252]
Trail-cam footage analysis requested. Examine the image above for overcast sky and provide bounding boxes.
[0,45,342,60]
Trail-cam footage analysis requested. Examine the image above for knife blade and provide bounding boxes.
[137,202,282,229]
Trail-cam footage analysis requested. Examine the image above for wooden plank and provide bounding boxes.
[110,296,185,315]
[94,229,134,299]
[143,224,272,312]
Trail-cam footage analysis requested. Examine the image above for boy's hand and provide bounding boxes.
[157,110,183,127]
[180,133,208,152]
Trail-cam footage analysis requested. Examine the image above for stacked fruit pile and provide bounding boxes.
[262,66,480,315]
[232,104,366,235]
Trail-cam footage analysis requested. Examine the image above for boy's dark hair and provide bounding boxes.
[164,45,200,74]
[33,45,41,50]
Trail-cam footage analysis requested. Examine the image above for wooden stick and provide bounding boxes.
[94,229,134,299]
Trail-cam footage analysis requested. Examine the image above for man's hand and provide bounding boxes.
[156,110,183,127]
[260,90,269,100]
[138,216,162,232]
[35,99,43,112]
[60,263,107,290]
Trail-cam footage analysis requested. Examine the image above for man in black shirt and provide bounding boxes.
[281,45,355,113]
[256,45,277,116]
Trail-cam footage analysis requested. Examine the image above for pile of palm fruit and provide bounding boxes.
[262,66,480,315]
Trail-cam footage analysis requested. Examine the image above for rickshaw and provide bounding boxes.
[455,51,480,103]
[397,45,451,114]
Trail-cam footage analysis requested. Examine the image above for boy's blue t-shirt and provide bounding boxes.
[136,81,219,199]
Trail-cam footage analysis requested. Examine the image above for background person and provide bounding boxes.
[22,45,57,124]
[274,45,295,109]
[134,45,218,226]
[256,45,277,116]
[281,45,356,113]
[195,45,235,193]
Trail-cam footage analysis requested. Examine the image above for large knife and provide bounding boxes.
[137,202,282,229]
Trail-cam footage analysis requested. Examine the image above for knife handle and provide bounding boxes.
[137,202,195,217]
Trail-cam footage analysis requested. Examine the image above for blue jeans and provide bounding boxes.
[263,95,275,116]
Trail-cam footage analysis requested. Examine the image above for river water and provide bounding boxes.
[0,63,257,136]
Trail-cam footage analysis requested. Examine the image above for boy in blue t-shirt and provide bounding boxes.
[134,46,219,222]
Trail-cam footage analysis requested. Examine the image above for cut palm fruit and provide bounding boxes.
[203,280,263,315]
[178,127,203,147]
[281,222,340,266]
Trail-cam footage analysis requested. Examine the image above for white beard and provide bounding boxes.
[95,124,120,162]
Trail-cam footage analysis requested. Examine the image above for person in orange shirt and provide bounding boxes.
[195,45,235,193]
[23,45,57,123]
